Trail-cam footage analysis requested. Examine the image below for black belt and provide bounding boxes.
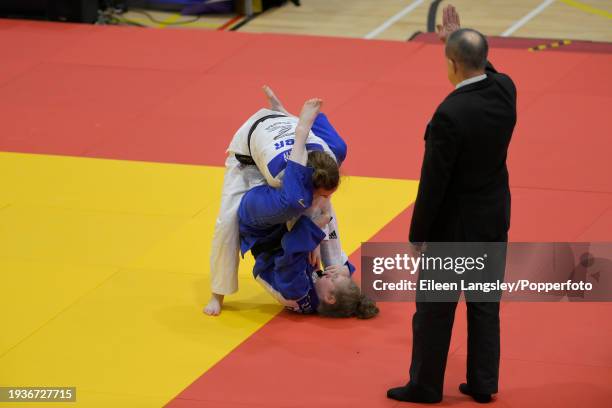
[251,241,282,259]
[251,225,288,259]
[235,113,287,166]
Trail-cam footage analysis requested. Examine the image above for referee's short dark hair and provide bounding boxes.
[445,28,489,71]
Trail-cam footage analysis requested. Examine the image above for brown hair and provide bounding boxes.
[317,280,379,319]
[307,151,340,191]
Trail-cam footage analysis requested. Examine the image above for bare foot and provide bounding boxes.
[263,85,291,116]
[203,293,224,316]
[297,98,322,131]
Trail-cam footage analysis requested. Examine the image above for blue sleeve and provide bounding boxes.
[238,160,314,228]
[272,216,326,301]
[311,113,347,165]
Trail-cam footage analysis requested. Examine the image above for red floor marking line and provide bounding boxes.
[218,15,244,31]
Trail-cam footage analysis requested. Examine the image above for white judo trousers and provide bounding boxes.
[210,109,349,295]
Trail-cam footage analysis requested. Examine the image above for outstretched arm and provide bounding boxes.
[262,86,323,166]
[436,4,461,43]
[288,98,322,166]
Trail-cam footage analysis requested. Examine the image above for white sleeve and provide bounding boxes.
[319,202,348,268]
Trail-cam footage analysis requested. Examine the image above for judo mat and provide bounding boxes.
[0,18,611,407]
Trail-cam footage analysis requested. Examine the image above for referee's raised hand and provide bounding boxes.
[437,4,461,43]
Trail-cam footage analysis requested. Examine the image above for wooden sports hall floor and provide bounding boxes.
[123,0,612,42]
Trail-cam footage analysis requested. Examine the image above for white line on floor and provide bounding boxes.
[364,0,426,40]
[501,0,556,37]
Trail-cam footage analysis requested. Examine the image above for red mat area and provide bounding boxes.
[1,19,611,407]
[2,20,611,192]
